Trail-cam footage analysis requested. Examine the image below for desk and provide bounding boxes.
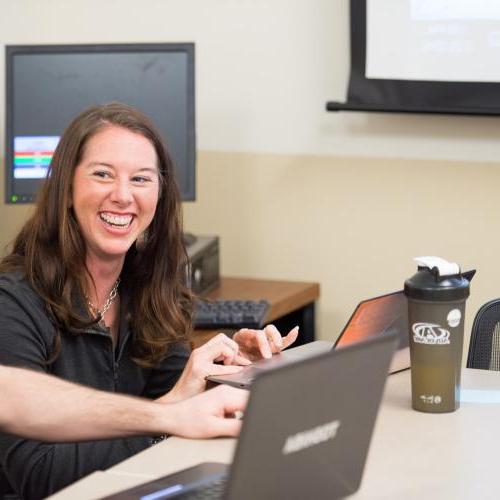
[194,277,320,347]
[50,368,500,500]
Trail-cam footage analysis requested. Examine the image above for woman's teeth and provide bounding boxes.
[99,213,133,228]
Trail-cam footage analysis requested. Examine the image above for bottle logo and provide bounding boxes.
[412,322,450,345]
[447,309,461,328]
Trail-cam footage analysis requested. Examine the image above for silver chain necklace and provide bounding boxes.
[87,278,120,319]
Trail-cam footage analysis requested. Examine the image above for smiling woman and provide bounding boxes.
[1,103,190,368]
[0,103,193,498]
[0,103,295,499]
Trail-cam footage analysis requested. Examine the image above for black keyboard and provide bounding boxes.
[194,299,270,329]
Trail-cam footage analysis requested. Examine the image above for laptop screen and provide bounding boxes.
[334,292,409,372]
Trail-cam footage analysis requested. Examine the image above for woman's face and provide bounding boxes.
[72,125,160,267]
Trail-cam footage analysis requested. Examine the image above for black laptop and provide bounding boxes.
[208,290,408,388]
[102,332,398,500]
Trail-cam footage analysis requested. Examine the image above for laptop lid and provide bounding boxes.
[224,332,398,500]
[334,291,409,373]
[103,333,398,500]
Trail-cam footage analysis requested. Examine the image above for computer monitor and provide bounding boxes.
[5,43,196,203]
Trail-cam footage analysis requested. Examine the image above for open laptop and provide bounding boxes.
[103,333,398,500]
[208,290,409,388]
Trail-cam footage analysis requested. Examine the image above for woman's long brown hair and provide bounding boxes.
[0,102,192,367]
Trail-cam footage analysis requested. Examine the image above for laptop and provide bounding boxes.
[208,290,409,388]
[103,333,398,500]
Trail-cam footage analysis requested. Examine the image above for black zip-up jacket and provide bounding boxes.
[0,272,189,499]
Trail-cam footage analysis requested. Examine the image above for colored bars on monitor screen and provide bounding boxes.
[13,136,60,179]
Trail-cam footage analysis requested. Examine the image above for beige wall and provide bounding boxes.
[183,152,500,349]
[1,1,500,355]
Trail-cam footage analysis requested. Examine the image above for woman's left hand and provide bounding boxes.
[233,324,299,362]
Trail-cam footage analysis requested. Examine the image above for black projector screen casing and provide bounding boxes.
[327,0,500,116]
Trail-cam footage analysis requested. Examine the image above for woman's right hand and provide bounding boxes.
[159,333,252,403]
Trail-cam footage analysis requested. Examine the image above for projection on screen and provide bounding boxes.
[366,0,500,83]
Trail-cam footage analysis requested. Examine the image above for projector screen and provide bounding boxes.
[327,0,500,115]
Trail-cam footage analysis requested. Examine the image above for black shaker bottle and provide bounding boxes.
[404,257,473,413]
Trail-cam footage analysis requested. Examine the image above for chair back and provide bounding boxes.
[467,299,500,371]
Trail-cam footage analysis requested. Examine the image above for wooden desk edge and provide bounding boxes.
[266,282,320,322]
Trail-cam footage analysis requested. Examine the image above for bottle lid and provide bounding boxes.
[404,256,471,302]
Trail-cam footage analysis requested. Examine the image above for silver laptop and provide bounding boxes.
[103,333,398,500]
[208,290,409,388]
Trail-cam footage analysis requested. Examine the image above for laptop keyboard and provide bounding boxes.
[174,476,227,499]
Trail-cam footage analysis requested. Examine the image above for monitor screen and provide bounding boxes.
[5,43,196,203]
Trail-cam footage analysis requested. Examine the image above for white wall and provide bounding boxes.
[3,0,500,160]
